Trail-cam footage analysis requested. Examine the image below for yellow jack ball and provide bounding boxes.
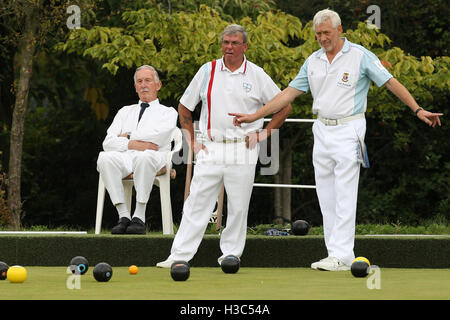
[352,256,371,266]
[7,265,27,283]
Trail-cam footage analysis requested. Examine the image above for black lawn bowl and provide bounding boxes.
[171,261,190,281]
[70,256,89,275]
[220,255,240,274]
[93,262,113,282]
[291,220,310,236]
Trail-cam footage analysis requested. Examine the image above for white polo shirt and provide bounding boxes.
[102,99,178,152]
[289,38,393,119]
[180,56,281,140]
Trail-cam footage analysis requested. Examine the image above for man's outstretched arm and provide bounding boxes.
[385,78,443,127]
[229,86,303,126]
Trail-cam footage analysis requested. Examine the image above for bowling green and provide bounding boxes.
[1,267,449,300]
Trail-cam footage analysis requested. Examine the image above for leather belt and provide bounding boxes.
[215,137,248,143]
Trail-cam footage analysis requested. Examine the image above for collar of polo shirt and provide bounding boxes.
[220,55,248,74]
[315,37,350,59]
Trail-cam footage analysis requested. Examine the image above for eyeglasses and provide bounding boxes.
[222,40,245,47]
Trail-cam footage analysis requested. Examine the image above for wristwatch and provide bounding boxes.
[127,133,131,139]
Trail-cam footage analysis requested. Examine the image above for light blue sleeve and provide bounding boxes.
[360,48,393,87]
[288,58,310,93]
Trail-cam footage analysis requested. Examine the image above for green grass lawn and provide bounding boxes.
[1,267,449,300]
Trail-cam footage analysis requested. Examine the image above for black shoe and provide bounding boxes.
[125,217,146,234]
[111,217,131,234]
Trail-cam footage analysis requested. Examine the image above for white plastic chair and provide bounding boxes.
[95,127,183,235]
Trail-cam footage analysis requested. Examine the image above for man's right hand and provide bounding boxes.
[193,141,208,155]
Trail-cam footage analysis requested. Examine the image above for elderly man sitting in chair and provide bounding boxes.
[97,65,178,234]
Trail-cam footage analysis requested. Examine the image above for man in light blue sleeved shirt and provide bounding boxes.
[230,9,442,271]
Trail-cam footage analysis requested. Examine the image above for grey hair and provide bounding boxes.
[313,9,341,31]
[133,65,160,83]
[221,24,248,44]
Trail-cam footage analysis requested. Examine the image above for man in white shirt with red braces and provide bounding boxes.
[230,9,442,271]
[157,24,292,268]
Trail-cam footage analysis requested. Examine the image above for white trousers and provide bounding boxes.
[168,141,258,264]
[312,118,366,266]
[96,150,166,205]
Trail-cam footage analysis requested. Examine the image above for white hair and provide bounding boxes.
[133,65,160,83]
[313,9,341,31]
[221,24,248,44]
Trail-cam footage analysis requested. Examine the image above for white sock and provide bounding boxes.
[132,202,147,222]
[116,203,131,220]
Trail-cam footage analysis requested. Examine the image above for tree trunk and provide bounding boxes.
[273,129,304,225]
[281,143,292,222]
[7,5,39,229]
[273,138,293,224]
[274,172,282,224]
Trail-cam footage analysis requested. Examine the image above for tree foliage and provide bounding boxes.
[56,5,304,102]
[1,1,447,229]
[57,4,449,226]
[0,0,96,229]
[276,0,449,58]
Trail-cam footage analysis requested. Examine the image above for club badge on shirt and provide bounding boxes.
[337,71,353,89]
[342,73,349,82]
[243,82,252,93]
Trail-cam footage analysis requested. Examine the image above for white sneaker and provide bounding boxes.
[311,257,350,271]
[156,258,175,268]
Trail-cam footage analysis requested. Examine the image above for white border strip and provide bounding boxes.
[253,183,316,189]
[364,234,448,237]
[264,118,316,123]
[0,231,87,234]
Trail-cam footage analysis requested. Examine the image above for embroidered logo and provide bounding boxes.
[337,71,352,89]
[243,82,252,93]
[341,72,349,83]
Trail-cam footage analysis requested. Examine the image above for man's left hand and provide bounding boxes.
[229,112,257,127]
[245,130,268,149]
[417,109,443,127]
